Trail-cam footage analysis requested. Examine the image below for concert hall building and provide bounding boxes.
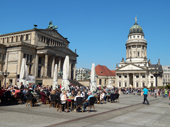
[0,22,78,87]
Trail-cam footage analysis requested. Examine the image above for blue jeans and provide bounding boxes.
[83,101,89,110]
[143,95,149,104]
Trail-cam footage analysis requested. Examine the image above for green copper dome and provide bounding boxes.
[129,22,144,35]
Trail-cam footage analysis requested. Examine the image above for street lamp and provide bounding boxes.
[163,78,165,92]
[2,70,10,88]
[148,64,163,87]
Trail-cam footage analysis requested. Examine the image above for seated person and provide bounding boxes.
[83,92,94,110]
[100,91,106,103]
[70,90,75,97]
[66,90,71,97]
[60,91,67,111]
[74,91,83,102]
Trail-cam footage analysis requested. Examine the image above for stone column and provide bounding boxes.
[44,54,48,78]
[34,54,39,78]
[122,73,124,87]
[69,60,72,79]
[127,73,129,87]
[131,46,132,58]
[136,45,137,57]
[58,57,61,73]
[73,62,76,80]
[51,55,55,78]
[139,73,141,88]
[133,73,135,88]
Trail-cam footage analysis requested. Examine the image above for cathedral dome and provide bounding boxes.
[129,22,144,35]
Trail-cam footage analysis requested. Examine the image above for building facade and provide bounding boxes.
[95,65,116,87]
[162,66,170,85]
[0,22,78,87]
[116,19,162,88]
[76,68,90,81]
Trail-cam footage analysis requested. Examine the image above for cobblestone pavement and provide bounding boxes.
[0,94,169,127]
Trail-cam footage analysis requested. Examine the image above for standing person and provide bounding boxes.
[165,89,168,98]
[169,90,170,105]
[142,86,149,105]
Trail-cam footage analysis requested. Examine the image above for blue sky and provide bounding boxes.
[0,0,170,70]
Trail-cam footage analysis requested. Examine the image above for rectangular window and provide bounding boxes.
[143,82,145,87]
[142,76,145,78]
[24,54,27,58]
[124,76,127,78]
[27,54,29,62]
[119,82,121,87]
[29,65,32,75]
[38,57,42,64]
[26,34,29,40]
[30,55,32,63]
[136,82,138,87]
[16,36,18,42]
[0,54,1,60]
[119,76,121,78]
[2,54,5,61]
[136,76,139,78]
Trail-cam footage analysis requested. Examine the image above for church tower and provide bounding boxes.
[126,17,147,66]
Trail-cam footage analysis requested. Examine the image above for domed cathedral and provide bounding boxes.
[116,17,163,88]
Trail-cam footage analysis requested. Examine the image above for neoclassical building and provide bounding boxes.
[116,19,162,88]
[0,22,78,87]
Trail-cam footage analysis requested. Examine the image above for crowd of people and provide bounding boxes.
[0,82,120,112]
[1,83,169,111]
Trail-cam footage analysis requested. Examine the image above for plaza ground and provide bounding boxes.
[0,93,170,127]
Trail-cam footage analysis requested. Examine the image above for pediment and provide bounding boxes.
[119,64,144,71]
[40,30,66,41]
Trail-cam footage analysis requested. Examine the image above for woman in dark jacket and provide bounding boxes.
[40,89,46,104]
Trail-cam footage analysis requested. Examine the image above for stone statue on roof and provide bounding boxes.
[48,21,58,29]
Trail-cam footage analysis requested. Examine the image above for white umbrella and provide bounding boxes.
[62,56,70,91]
[107,78,113,89]
[53,64,58,90]
[25,65,28,81]
[19,58,27,88]
[90,63,97,92]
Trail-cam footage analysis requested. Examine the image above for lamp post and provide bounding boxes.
[148,64,163,87]
[2,70,10,88]
[163,78,165,93]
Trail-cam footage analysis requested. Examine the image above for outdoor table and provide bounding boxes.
[67,97,75,110]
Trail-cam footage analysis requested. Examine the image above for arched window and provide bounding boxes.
[143,82,145,87]
[125,82,127,87]
[119,82,121,87]
[99,79,101,85]
[136,82,138,87]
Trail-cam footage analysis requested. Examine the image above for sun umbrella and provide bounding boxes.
[19,58,27,88]
[53,64,58,90]
[107,78,113,89]
[62,56,70,91]
[90,63,97,92]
